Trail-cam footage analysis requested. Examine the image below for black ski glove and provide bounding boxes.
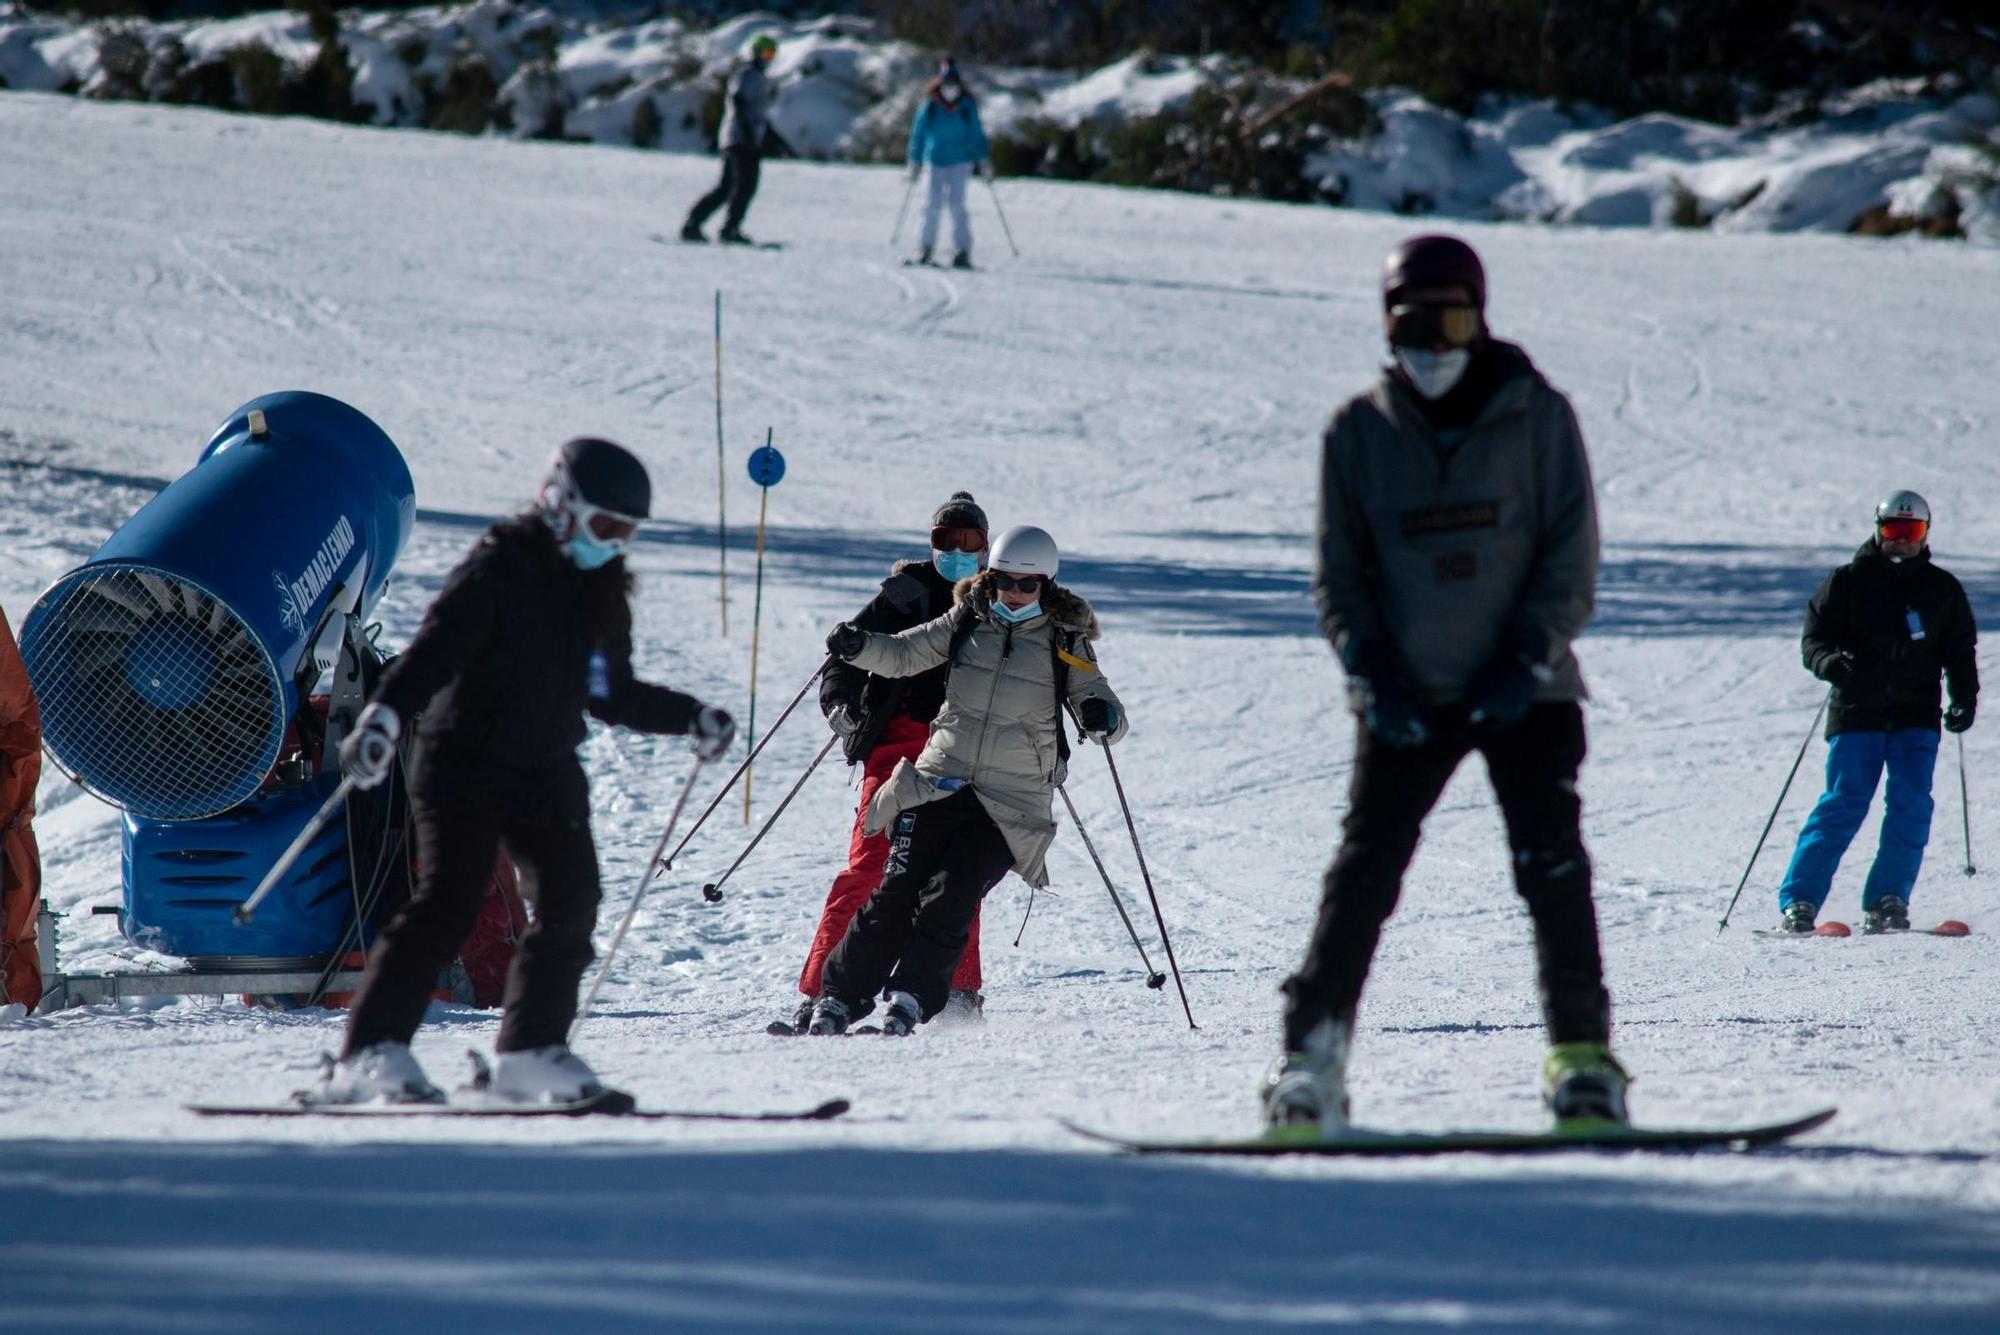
[1078,697,1119,737]
[1340,639,1432,749]
[1946,702,1975,733]
[826,622,867,660]
[691,706,736,762]
[1468,624,1551,734]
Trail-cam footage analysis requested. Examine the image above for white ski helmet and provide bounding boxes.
[989,524,1059,580]
[1875,490,1931,526]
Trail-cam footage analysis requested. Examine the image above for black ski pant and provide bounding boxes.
[686,145,762,234]
[821,788,1014,1021]
[1282,702,1610,1051]
[343,755,602,1058]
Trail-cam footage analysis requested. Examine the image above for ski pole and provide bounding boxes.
[573,755,707,1042]
[662,657,831,896]
[1058,784,1166,989]
[1717,689,1830,934]
[891,171,918,248]
[700,733,839,902]
[1960,732,1976,876]
[234,776,357,925]
[983,174,1020,258]
[1070,706,1195,1028]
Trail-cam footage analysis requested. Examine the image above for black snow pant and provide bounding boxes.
[1282,702,1610,1052]
[343,754,602,1058]
[685,145,762,235]
[821,788,1014,1021]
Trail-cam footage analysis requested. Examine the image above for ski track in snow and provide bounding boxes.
[3,93,2000,1333]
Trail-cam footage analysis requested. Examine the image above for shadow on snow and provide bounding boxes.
[8,1138,1999,1334]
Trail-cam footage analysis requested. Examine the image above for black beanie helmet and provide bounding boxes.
[932,491,988,532]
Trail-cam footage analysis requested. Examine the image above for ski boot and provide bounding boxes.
[910,246,934,267]
[951,251,973,270]
[718,227,754,246]
[488,1045,608,1104]
[1542,1042,1631,1127]
[1862,896,1910,934]
[937,989,985,1026]
[298,1041,444,1106]
[1260,1019,1350,1137]
[679,220,707,243]
[786,996,815,1035]
[880,990,922,1037]
[1777,900,1817,934]
[808,995,852,1036]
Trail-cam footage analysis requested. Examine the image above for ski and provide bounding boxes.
[651,232,783,251]
[1060,1107,1837,1158]
[1755,919,1968,939]
[189,1094,851,1121]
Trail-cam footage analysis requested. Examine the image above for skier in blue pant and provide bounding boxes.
[1777,491,1977,933]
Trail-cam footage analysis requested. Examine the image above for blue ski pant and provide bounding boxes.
[1778,728,1939,912]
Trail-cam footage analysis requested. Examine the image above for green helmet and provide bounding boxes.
[750,34,777,60]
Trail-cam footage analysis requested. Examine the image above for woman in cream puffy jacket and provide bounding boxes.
[808,525,1125,1036]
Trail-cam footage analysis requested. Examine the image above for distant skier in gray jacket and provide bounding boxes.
[1265,234,1629,1138]
[682,33,778,245]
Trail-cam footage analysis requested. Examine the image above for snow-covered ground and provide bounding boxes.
[4,90,2000,1332]
[4,3,1998,241]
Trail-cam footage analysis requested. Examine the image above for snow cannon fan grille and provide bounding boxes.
[25,564,285,821]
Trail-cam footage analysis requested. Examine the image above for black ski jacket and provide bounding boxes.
[374,517,700,784]
[820,559,956,763]
[1803,538,1978,736]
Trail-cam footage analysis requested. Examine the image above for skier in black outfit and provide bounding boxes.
[304,438,736,1105]
[1775,490,1978,933]
[784,493,992,1032]
[682,34,779,245]
[1267,234,1627,1136]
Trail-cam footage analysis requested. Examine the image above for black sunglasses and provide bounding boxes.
[991,572,1043,594]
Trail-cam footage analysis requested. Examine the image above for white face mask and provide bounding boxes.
[940,84,962,104]
[1394,347,1471,400]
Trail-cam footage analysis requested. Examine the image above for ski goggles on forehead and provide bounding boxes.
[1387,302,1482,349]
[931,526,988,553]
[991,572,1043,594]
[1878,518,1929,544]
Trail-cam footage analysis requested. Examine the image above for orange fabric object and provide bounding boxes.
[797,716,982,997]
[0,603,45,1011]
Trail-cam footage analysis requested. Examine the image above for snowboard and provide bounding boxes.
[189,1092,851,1121]
[652,232,784,251]
[1059,1107,1837,1158]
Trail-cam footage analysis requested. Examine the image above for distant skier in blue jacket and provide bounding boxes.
[907,61,991,270]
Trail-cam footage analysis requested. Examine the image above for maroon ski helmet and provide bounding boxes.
[1382,235,1487,310]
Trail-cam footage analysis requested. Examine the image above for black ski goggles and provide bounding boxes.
[931,526,988,553]
[991,572,1044,594]
[1387,302,1482,350]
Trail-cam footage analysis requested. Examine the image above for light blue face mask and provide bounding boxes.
[992,599,1041,624]
[933,548,981,582]
[566,532,624,570]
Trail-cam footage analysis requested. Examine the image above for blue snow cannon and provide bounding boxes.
[21,391,415,963]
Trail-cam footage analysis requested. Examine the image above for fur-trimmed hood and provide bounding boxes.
[952,570,1102,640]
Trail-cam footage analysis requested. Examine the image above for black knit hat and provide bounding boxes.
[931,490,987,532]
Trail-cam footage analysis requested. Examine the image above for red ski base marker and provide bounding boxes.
[1816,921,1852,937]
[1931,920,1971,937]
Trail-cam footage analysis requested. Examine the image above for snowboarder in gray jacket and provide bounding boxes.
[682,34,778,245]
[1266,234,1628,1137]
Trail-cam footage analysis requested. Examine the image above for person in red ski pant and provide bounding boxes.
[786,493,990,1031]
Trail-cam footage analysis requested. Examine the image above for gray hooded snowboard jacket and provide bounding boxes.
[1314,343,1599,705]
[843,571,1127,888]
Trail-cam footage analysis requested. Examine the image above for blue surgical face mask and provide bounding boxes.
[1394,346,1471,400]
[566,532,624,570]
[934,548,981,582]
[992,599,1041,624]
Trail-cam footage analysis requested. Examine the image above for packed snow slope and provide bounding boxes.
[4,92,2000,1333]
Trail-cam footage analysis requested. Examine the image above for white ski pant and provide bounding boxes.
[921,162,973,256]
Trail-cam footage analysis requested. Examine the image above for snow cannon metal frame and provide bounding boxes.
[22,391,415,977]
